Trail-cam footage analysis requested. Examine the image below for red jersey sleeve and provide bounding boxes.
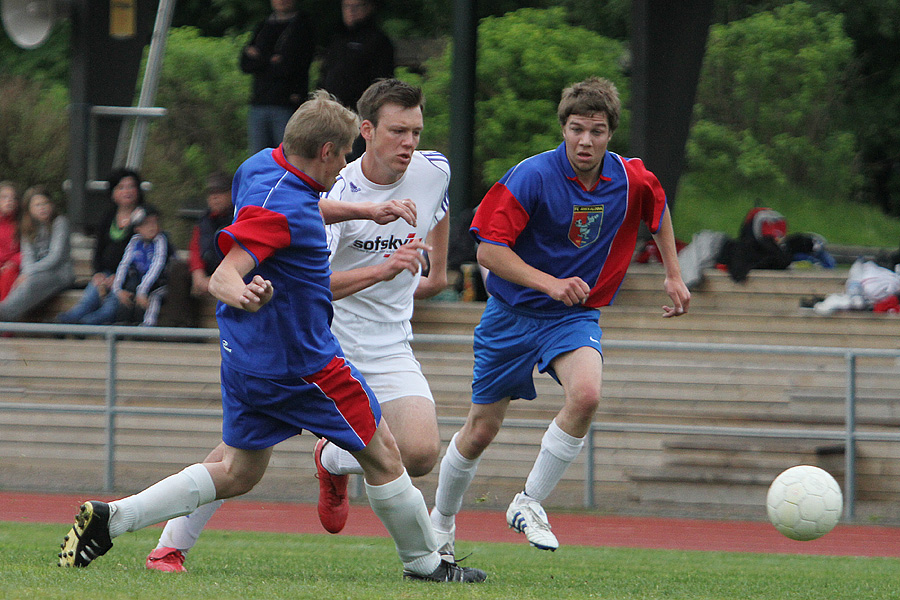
[622,157,667,234]
[469,183,530,247]
[216,205,291,266]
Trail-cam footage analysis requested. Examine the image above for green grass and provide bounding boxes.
[3,522,900,600]
[674,172,900,248]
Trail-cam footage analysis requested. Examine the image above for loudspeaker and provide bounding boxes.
[1,0,67,49]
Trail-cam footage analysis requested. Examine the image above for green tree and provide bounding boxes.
[139,27,250,245]
[411,7,627,203]
[0,23,70,87]
[827,0,900,216]
[0,76,69,200]
[688,2,857,200]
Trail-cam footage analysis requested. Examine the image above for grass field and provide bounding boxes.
[2,522,899,600]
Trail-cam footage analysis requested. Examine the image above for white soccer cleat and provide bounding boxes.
[505,492,558,551]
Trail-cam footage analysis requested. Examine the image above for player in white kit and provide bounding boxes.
[145,78,452,572]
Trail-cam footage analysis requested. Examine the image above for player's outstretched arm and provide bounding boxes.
[330,240,431,300]
[477,242,590,306]
[650,208,690,318]
[208,246,274,312]
[414,214,450,299]
[319,197,417,226]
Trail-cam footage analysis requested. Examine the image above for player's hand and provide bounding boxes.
[240,275,274,312]
[379,241,432,280]
[135,294,150,310]
[547,276,590,306]
[661,277,690,318]
[371,199,417,226]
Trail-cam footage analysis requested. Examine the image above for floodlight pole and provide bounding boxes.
[67,0,90,231]
[449,0,476,229]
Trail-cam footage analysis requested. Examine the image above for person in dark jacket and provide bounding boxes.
[157,171,234,328]
[318,0,394,158]
[241,0,316,154]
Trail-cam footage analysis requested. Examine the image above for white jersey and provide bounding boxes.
[325,150,450,323]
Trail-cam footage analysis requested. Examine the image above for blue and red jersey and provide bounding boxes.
[470,143,668,312]
[215,145,343,378]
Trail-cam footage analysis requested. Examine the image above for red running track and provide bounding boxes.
[3,491,899,558]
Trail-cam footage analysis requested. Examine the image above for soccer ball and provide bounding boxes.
[766,465,843,541]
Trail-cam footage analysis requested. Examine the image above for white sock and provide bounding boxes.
[432,432,481,530]
[366,469,440,576]
[157,499,225,552]
[108,464,217,538]
[524,419,584,502]
[321,441,363,476]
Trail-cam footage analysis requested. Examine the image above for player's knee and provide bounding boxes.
[567,383,602,416]
[466,420,501,453]
[402,440,440,477]
[219,464,264,497]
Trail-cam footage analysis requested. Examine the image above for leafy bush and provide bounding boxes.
[140,27,251,245]
[0,76,69,203]
[688,2,858,199]
[410,7,627,201]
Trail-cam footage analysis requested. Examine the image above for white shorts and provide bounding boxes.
[331,306,433,404]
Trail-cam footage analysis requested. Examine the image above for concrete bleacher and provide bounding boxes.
[4,260,900,522]
[410,265,900,520]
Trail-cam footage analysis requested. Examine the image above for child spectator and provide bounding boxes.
[0,186,74,321]
[57,169,144,324]
[73,205,171,326]
[0,181,20,301]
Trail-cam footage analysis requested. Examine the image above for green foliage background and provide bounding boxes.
[1,1,899,247]
[407,7,627,195]
[688,3,857,199]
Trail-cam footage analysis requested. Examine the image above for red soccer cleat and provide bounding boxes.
[145,547,186,573]
[314,438,350,534]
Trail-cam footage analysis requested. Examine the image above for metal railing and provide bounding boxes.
[2,322,900,520]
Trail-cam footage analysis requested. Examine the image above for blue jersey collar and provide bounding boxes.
[555,142,613,192]
[272,145,327,193]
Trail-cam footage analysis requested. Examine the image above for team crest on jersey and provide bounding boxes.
[568,205,604,248]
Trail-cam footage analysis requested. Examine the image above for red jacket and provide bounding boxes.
[0,213,20,269]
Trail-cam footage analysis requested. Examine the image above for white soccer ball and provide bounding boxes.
[766,465,843,541]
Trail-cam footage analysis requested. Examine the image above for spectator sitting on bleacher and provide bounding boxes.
[0,186,74,321]
[189,171,233,297]
[156,171,233,328]
[57,169,145,324]
[0,181,21,301]
[68,205,171,327]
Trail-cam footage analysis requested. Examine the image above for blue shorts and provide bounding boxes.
[471,297,603,404]
[220,356,382,452]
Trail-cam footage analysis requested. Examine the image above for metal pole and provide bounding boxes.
[844,352,857,520]
[125,0,176,170]
[448,0,477,229]
[67,0,90,230]
[104,330,118,493]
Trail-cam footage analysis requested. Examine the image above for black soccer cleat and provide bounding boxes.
[58,501,113,567]
[403,559,487,583]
